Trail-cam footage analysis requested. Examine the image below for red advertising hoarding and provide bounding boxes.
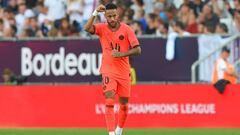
[0,84,239,128]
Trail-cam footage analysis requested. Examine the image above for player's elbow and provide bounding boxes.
[83,25,89,32]
[84,26,94,34]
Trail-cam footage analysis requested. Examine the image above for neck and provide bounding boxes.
[108,22,120,31]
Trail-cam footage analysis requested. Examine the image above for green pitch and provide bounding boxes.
[0,128,240,135]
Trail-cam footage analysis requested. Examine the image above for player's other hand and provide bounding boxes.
[96,5,106,12]
[112,49,123,58]
[111,43,124,58]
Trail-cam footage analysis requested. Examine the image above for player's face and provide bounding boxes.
[105,9,119,28]
[222,51,230,60]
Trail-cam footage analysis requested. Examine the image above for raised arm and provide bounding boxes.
[84,5,106,34]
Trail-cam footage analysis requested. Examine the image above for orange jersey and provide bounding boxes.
[94,22,139,79]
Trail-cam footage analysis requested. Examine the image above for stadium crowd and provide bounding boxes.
[0,0,239,38]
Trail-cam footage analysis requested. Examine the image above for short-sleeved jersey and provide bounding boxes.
[94,22,139,79]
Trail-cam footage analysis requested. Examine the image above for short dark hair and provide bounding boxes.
[163,23,169,31]
[175,21,185,30]
[105,3,117,10]
[10,25,17,36]
[222,47,230,53]
[148,13,158,21]
[204,23,215,33]
[218,23,228,33]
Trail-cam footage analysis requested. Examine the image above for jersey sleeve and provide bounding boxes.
[94,23,103,36]
[127,26,140,48]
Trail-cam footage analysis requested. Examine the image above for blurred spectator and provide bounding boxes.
[59,17,72,37]
[0,0,239,38]
[226,0,240,17]
[188,0,204,17]
[2,68,27,85]
[15,3,26,32]
[198,4,220,31]
[143,0,154,15]
[130,0,144,20]
[197,23,205,33]
[36,1,48,26]
[156,21,168,37]
[3,24,17,37]
[208,0,231,19]
[3,8,15,29]
[177,3,198,33]
[130,20,143,36]
[25,0,38,9]
[48,26,59,37]
[0,0,8,7]
[215,23,228,34]
[44,0,67,28]
[15,3,35,35]
[19,17,43,38]
[122,13,132,25]
[203,23,216,34]
[145,13,159,34]
[71,21,81,36]
[172,0,184,9]
[152,0,164,16]
[234,0,240,10]
[229,9,240,33]
[82,0,98,23]
[129,6,147,32]
[172,20,190,36]
[166,20,190,61]
[212,47,238,84]
[41,16,54,37]
[67,0,84,24]
[0,18,3,37]
[2,68,15,85]
[7,0,18,14]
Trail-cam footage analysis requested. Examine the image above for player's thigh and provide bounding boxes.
[102,75,117,98]
[116,79,131,98]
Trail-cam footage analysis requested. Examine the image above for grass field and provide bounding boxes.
[0,128,240,135]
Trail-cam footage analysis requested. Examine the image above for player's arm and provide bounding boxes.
[112,44,141,58]
[225,65,238,78]
[84,5,105,34]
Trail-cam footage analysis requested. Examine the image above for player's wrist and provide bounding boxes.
[92,9,98,16]
[120,52,127,57]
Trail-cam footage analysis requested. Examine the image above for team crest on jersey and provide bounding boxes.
[119,35,124,40]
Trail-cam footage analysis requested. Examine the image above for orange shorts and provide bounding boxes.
[102,75,131,97]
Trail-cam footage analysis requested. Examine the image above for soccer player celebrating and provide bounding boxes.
[84,3,141,135]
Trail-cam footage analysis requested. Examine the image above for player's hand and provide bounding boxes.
[96,5,106,12]
[112,49,123,58]
[111,43,124,58]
